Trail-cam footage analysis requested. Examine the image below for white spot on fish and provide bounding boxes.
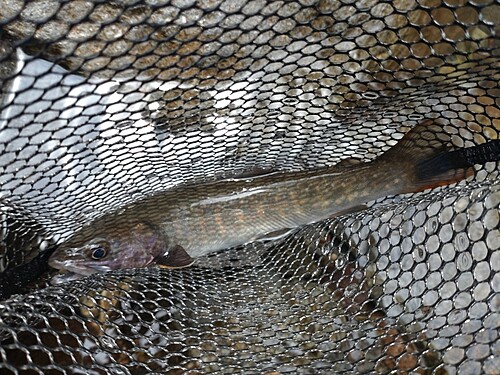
[191,188,268,207]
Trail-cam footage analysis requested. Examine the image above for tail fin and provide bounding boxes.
[379,120,499,193]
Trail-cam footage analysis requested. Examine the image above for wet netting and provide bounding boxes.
[0,0,499,374]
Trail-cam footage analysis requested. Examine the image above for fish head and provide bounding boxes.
[49,221,166,283]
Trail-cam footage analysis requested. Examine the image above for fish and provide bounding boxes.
[48,120,499,284]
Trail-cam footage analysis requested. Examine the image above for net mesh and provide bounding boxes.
[0,0,499,374]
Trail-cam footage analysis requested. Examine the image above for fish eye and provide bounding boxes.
[91,247,107,260]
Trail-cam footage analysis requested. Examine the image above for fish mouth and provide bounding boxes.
[49,256,89,285]
[49,260,113,285]
[49,257,92,275]
[49,257,111,276]
[50,271,85,285]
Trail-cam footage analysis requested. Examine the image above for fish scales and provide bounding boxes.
[48,120,500,283]
[162,167,379,256]
[48,164,390,281]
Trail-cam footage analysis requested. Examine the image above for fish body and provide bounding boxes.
[49,120,497,282]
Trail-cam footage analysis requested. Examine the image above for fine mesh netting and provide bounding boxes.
[0,0,499,374]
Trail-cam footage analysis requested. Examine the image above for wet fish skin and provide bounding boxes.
[49,222,171,283]
[49,120,494,282]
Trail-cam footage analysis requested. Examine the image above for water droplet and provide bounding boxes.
[413,246,426,262]
[335,254,346,268]
[457,252,472,271]
[426,216,438,235]
[454,232,469,252]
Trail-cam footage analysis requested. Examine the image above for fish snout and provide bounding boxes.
[48,247,79,268]
[48,246,98,276]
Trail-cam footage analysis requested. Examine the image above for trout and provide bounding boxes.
[48,120,499,284]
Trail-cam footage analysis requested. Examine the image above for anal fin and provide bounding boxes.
[336,157,364,168]
[156,245,194,269]
[256,228,296,242]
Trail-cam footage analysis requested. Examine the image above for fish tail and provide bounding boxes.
[412,149,474,191]
[379,120,497,193]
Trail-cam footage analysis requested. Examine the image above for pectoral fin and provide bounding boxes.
[155,245,194,269]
